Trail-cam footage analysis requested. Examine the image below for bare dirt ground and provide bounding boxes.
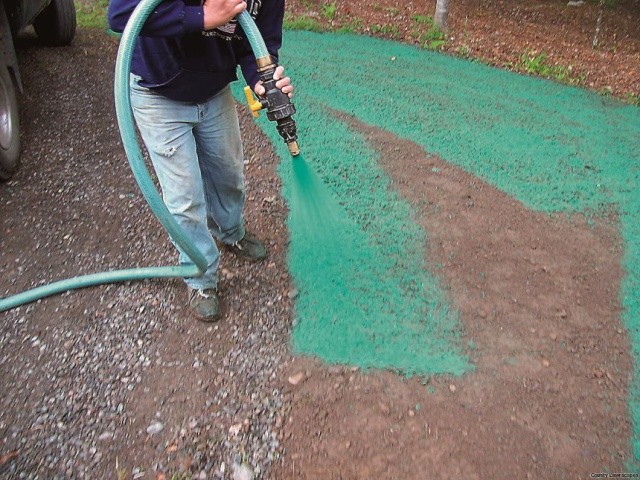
[1,0,638,478]
[287,0,640,99]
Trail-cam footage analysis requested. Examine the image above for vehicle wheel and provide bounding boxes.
[0,65,20,181]
[33,0,76,46]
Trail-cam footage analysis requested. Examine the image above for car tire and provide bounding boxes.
[0,65,20,181]
[33,0,76,46]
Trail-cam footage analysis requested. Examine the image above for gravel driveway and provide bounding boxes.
[1,28,295,479]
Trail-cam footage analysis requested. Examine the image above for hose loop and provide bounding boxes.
[0,3,270,312]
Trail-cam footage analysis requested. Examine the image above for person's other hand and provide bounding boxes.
[254,65,294,98]
[203,0,246,30]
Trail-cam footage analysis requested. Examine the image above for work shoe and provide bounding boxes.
[188,288,220,322]
[226,232,267,262]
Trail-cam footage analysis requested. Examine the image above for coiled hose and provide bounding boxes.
[0,3,269,312]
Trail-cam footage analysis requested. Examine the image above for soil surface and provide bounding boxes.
[287,0,640,99]
[1,1,638,479]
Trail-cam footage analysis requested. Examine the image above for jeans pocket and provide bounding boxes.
[129,74,151,93]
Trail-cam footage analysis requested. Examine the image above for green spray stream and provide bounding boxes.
[286,153,469,373]
[236,77,471,375]
[0,4,284,312]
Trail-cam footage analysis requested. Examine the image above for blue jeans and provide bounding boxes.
[130,76,246,290]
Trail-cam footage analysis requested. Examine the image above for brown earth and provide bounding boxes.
[0,0,638,479]
[287,0,640,99]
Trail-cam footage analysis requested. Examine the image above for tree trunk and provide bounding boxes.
[434,0,451,31]
[592,0,605,49]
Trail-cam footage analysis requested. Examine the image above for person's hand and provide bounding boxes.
[203,0,246,30]
[254,65,294,98]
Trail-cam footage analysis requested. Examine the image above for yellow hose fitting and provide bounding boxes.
[243,86,263,118]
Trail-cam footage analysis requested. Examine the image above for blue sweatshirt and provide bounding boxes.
[108,0,284,103]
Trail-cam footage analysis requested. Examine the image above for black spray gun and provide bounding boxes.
[244,57,299,156]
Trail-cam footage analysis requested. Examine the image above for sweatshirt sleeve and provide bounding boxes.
[108,0,204,37]
[235,0,285,89]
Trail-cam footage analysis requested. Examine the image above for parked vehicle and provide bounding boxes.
[0,0,76,179]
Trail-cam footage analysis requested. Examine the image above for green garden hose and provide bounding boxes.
[0,3,270,312]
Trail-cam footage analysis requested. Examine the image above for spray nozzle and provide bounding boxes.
[244,58,299,156]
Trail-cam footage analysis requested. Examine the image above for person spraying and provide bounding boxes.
[107,0,294,321]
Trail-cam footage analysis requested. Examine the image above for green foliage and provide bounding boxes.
[517,50,584,85]
[411,15,446,50]
[625,92,640,106]
[74,0,109,29]
[322,1,337,20]
[370,23,400,39]
[412,14,431,24]
[457,44,471,58]
[602,0,619,8]
[284,14,323,32]
[170,474,192,480]
[336,17,363,33]
[599,85,614,97]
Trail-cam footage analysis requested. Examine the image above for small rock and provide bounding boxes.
[146,421,164,435]
[449,384,457,393]
[288,372,305,386]
[287,289,299,300]
[542,359,550,368]
[567,0,584,5]
[233,462,254,480]
[229,423,242,436]
[98,431,113,441]
[549,332,558,341]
